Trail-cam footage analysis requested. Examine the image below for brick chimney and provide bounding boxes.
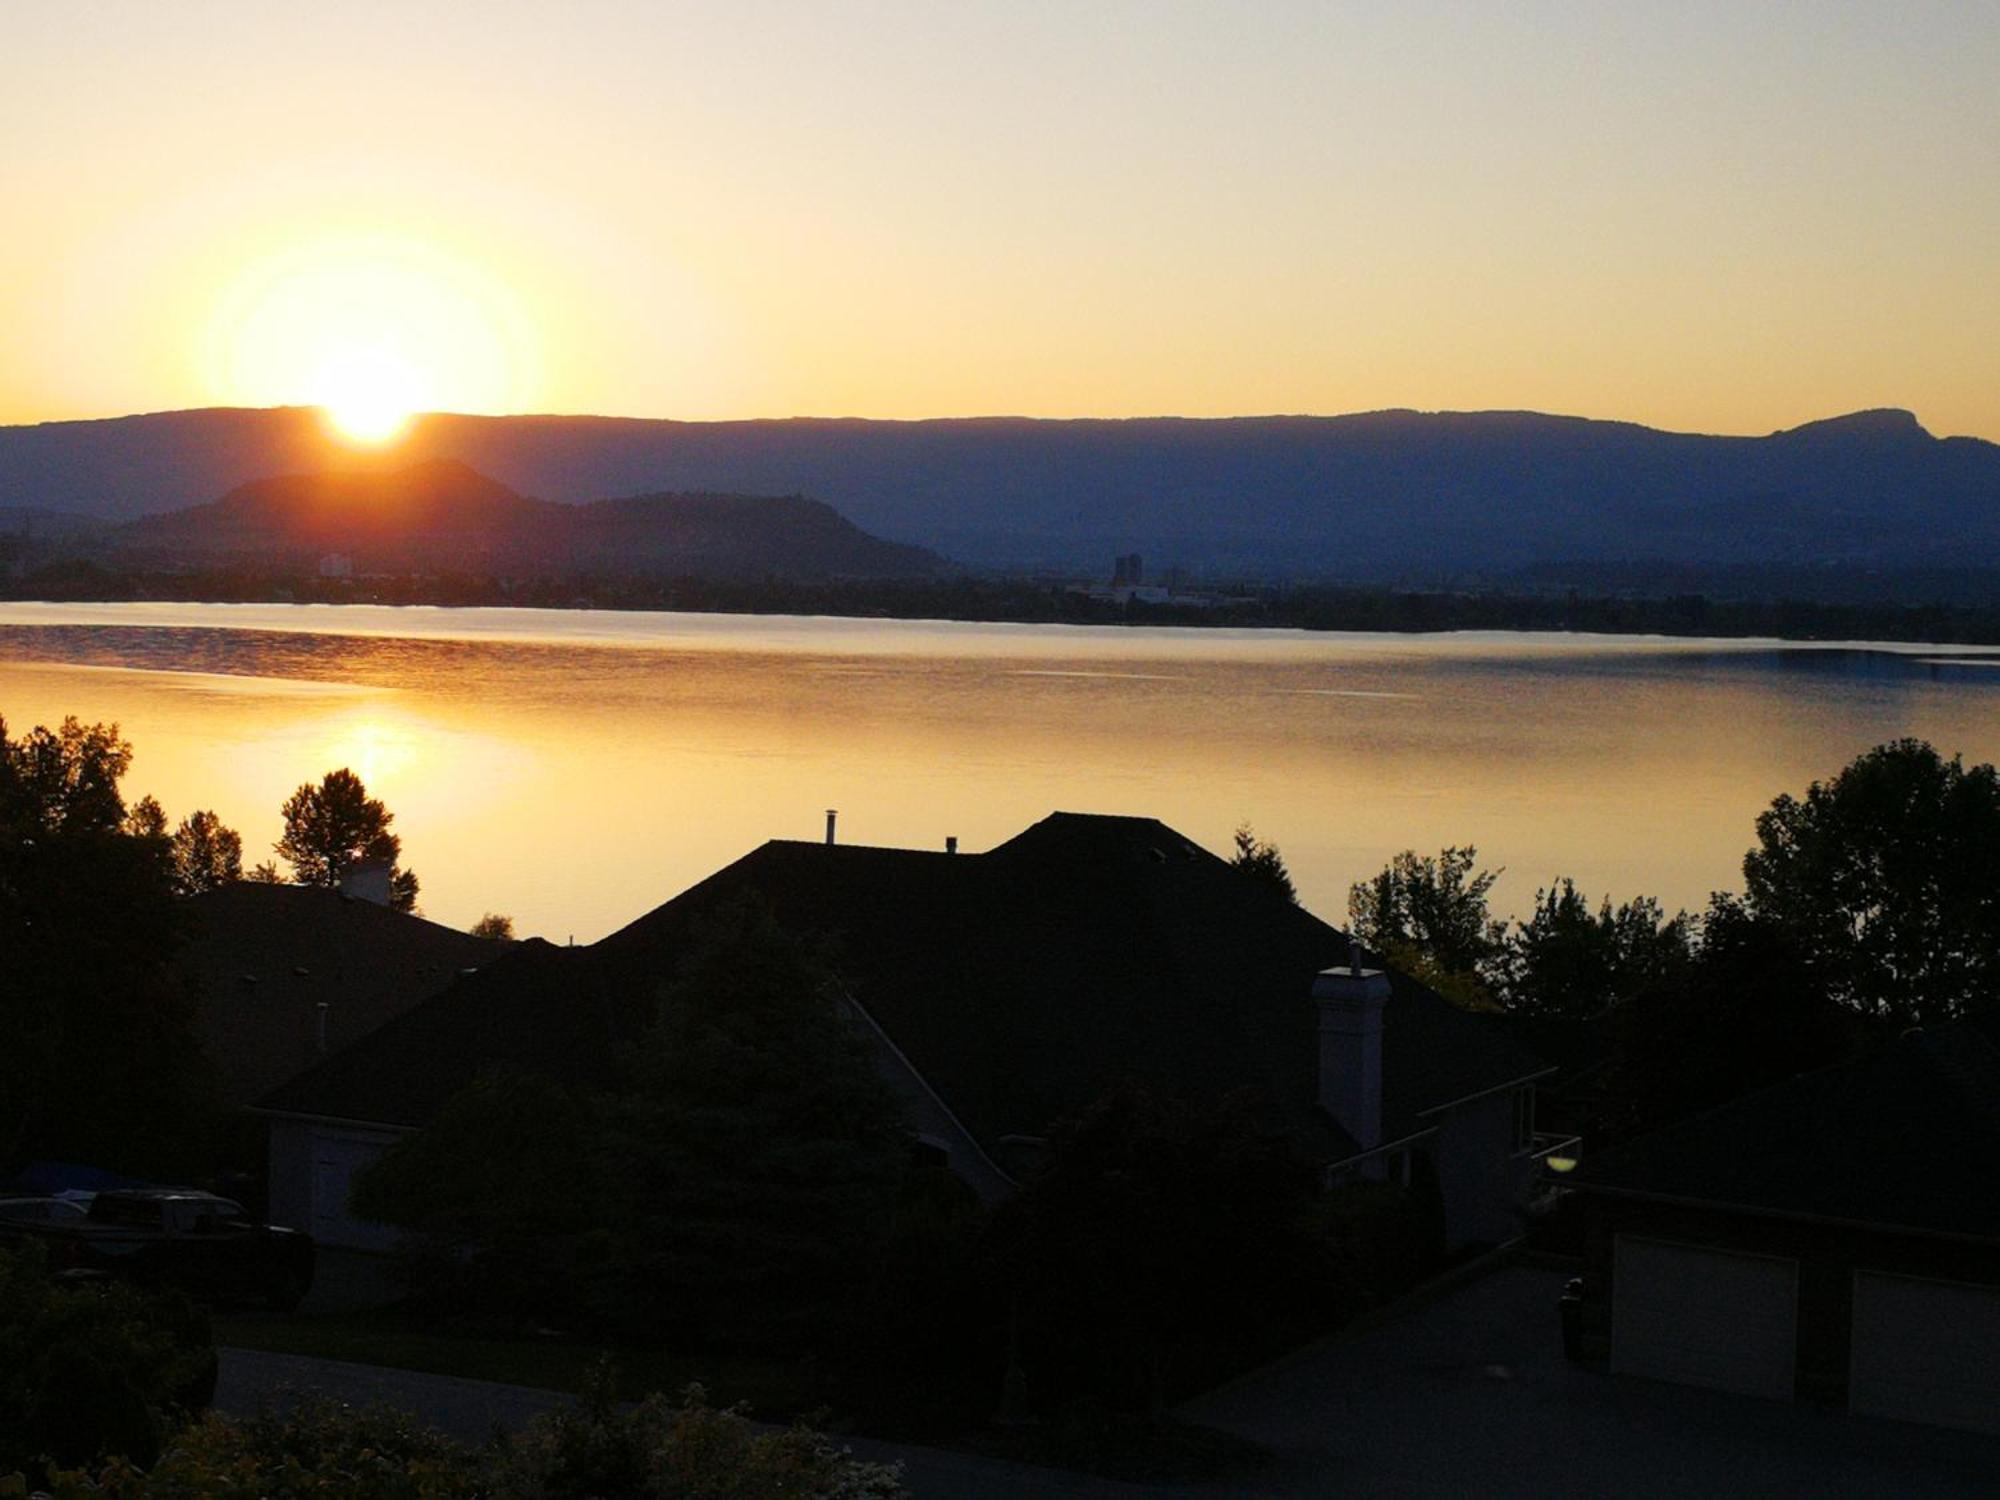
[1313,943,1391,1153]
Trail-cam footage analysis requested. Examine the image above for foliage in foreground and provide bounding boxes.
[0,1245,216,1480]
[3,1380,905,1500]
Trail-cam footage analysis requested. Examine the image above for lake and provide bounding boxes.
[4,601,1998,943]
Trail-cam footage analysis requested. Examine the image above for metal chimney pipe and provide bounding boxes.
[826,809,838,845]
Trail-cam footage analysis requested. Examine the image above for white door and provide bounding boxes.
[310,1132,398,1252]
[1851,1271,2000,1435]
[1612,1237,1798,1399]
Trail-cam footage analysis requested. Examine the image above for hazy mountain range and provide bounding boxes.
[85,460,945,580]
[4,404,1998,582]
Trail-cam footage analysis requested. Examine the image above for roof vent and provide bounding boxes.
[826,809,838,845]
[946,835,958,854]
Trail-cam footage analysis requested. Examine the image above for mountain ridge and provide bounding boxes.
[5,405,1997,580]
[102,459,945,580]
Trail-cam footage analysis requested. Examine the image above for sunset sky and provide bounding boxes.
[5,1,1997,439]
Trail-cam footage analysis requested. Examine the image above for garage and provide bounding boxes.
[1611,1237,1798,1399]
[305,1127,400,1252]
[1850,1271,2000,1435]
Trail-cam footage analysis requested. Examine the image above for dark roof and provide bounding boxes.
[173,883,499,1107]
[253,938,642,1128]
[262,816,1544,1144]
[1573,1012,2000,1241]
[261,813,1547,1155]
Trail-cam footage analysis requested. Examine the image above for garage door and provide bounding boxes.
[1612,1237,1798,1399]
[1851,1272,2000,1435]
[310,1131,398,1252]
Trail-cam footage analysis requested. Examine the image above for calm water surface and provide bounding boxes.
[3,601,1997,942]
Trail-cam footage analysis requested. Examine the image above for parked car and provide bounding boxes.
[0,1195,91,1229]
[18,1187,315,1311]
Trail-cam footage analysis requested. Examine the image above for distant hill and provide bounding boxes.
[5,404,1999,581]
[104,459,944,580]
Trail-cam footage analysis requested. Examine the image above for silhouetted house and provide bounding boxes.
[1568,1013,2000,1435]
[173,883,498,1110]
[256,813,1550,1252]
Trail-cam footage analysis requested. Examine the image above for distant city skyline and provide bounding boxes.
[6,2,1997,441]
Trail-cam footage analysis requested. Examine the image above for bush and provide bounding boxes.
[489,1367,906,1500]
[4,1381,904,1500]
[0,1245,216,1479]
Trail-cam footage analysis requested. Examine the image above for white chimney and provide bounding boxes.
[338,858,393,905]
[1313,945,1391,1155]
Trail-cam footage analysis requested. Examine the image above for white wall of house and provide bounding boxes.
[266,1117,407,1252]
[1429,1088,1535,1250]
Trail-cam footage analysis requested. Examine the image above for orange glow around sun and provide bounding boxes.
[199,233,537,444]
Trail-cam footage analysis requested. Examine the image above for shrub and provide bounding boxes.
[0,1245,215,1479]
[488,1369,906,1500]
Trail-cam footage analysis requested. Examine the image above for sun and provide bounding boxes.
[202,232,536,441]
[316,346,424,444]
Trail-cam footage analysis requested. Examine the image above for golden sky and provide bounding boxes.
[5,2,1997,439]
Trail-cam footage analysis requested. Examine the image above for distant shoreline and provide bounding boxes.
[7,569,2000,651]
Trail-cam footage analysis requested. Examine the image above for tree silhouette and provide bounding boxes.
[123,797,242,896]
[469,912,515,941]
[169,810,243,896]
[1229,823,1297,903]
[1743,738,2000,1024]
[274,768,418,912]
[0,716,214,1172]
[1496,879,1692,1020]
[1347,847,1507,1007]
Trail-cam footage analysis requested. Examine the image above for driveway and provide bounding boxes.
[1183,1264,2000,1498]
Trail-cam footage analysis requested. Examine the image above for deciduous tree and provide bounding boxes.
[1347,846,1507,1004]
[0,717,214,1173]
[1742,738,2000,1024]
[1498,879,1692,1019]
[274,768,419,912]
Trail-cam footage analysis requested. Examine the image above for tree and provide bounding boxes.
[469,912,515,941]
[1597,895,1879,1139]
[3,716,132,836]
[167,810,242,896]
[1742,738,2000,1024]
[119,796,242,896]
[602,903,910,1346]
[0,717,214,1177]
[1230,824,1297,904]
[351,1071,607,1314]
[1497,879,1692,1020]
[274,768,419,912]
[357,902,911,1347]
[1347,847,1507,1004]
[981,1083,1345,1414]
